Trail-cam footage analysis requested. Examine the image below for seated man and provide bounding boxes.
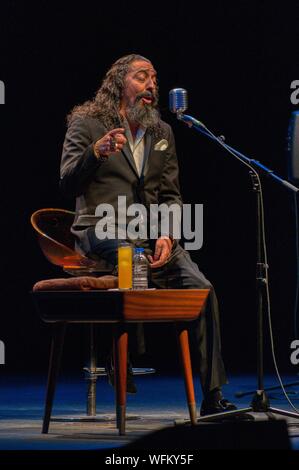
[60,53,236,415]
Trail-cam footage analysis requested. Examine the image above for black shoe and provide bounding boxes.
[105,355,137,394]
[200,398,254,421]
[200,398,237,416]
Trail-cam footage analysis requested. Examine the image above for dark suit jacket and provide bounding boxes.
[60,115,183,254]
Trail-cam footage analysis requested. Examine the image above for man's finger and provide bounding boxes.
[114,134,127,145]
[150,255,167,268]
[154,243,162,261]
[109,128,125,136]
[158,245,169,264]
[149,242,171,268]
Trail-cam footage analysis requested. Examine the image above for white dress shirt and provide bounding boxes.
[124,122,146,176]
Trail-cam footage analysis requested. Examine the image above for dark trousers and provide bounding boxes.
[86,231,228,394]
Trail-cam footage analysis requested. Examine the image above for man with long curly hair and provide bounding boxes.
[60,54,236,416]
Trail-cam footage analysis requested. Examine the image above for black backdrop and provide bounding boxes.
[0,1,299,376]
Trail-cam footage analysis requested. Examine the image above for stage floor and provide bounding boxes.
[0,373,298,452]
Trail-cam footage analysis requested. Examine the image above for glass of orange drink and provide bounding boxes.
[118,243,133,289]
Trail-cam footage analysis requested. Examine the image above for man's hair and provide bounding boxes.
[67,54,164,136]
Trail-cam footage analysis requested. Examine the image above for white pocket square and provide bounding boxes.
[154,139,168,151]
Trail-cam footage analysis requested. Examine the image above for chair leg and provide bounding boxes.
[42,322,66,434]
[113,325,128,435]
[175,323,197,425]
[86,324,97,417]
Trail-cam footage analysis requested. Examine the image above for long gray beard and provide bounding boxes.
[126,101,160,129]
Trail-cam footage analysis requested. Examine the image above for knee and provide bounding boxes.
[192,277,213,291]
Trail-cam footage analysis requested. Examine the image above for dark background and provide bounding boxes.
[0,1,299,378]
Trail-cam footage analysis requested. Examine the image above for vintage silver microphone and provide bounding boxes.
[169,88,206,128]
[169,88,188,114]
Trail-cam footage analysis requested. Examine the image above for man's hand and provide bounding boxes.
[93,128,127,158]
[148,237,173,268]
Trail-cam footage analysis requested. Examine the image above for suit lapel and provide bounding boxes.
[121,131,153,179]
[142,132,153,177]
[121,142,139,178]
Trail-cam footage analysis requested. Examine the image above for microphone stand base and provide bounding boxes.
[174,391,299,425]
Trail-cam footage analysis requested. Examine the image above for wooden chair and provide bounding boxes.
[32,288,209,435]
[30,208,113,276]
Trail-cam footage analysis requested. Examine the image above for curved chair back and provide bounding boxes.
[31,208,111,275]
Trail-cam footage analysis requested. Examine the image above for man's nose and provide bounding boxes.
[146,77,156,91]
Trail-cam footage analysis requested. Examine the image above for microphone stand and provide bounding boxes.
[176,113,299,423]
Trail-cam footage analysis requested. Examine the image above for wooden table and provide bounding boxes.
[33,288,209,435]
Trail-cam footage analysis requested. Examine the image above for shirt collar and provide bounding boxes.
[122,116,146,144]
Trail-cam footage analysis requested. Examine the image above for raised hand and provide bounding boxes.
[93,128,127,158]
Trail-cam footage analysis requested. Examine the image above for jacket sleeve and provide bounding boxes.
[158,125,183,207]
[158,125,183,242]
[60,116,103,198]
